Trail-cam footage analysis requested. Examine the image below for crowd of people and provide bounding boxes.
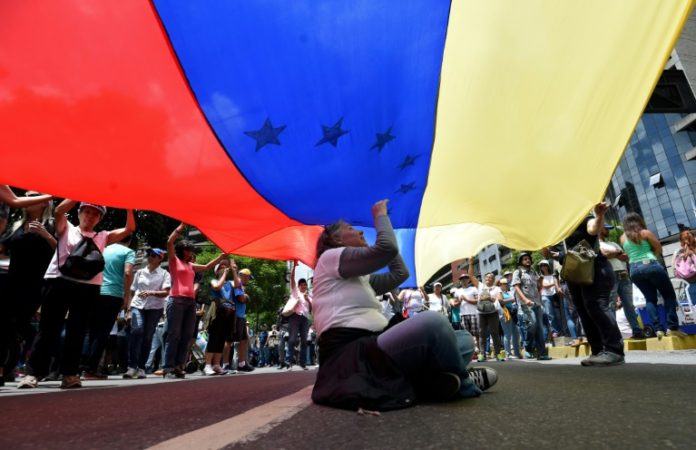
[1,187,692,409]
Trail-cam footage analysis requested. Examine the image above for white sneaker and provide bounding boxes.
[18,375,38,389]
[204,365,216,376]
[137,369,147,379]
[212,365,228,375]
[467,367,498,391]
[123,367,138,379]
[656,330,665,339]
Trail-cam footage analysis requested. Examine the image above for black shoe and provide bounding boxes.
[629,331,647,340]
[237,364,255,372]
[420,372,461,402]
[173,368,186,379]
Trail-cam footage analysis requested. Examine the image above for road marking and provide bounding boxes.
[147,384,314,450]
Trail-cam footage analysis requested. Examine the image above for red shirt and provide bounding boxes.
[169,256,195,299]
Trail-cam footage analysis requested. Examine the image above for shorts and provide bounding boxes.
[461,314,480,338]
[231,316,248,342]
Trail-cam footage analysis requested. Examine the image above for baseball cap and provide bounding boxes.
[146,248,164,258]
[459,273,470,279]
[503,271,513,276]
[498,278,509,284]
[79,202,107,216]
[433,282,442,287]
[604,223,615,230]
[239,268,253,277]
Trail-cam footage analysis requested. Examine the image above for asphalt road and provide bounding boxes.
[2,352,696,449]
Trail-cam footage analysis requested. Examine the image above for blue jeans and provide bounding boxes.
[287,314,310,366]
[377,311,478,397]
[128,308,163,370]
[561,297,577,339]
[629,260,679,331]
[500,308,521,357]
[610,272,642,334]
[518,303,547,357]
[542,294,561,336]
[163,297,197,370]
[145,323,165,371]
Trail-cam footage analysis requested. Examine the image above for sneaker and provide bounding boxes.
[467,367,498,392]
[537,355,552,361]
[629,331,647,340]
[212,365,228,375]
[496,353,506,362]
[164,372,179,380]
[204,365,216,376]
[421,372,461,402]
[237,363,255,372]
[523,351,533,359]
[666,329,688,338]
[123,368,138,379]
[61,375,82,389]
[83,371,108,380]
[477,354,486,362]
[656,330,665,339]
[17,375,38,389]
[137,369,147,379]
[301,365,309,370]
[153,369,164,376]
[581,354,601,367]
[585,351,625,367]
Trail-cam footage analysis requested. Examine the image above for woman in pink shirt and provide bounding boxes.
[163,223,226,379]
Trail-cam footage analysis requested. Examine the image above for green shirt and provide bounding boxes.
[622,239,656,264]
[100,243,136,297]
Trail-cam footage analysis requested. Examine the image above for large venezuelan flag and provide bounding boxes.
[1,1,693,285]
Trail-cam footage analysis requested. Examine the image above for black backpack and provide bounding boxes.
[58,231,105,280]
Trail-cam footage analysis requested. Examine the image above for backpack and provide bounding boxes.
[674,252,696,281]
[58,231,105,280]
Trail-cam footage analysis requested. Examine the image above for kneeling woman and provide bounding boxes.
[311,200,497,411]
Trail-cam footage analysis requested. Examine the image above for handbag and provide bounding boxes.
[674,253,696,281]
[281,296,298,317]
[58,231,105,280]
[476,289,497,314]
[560,239,596,286]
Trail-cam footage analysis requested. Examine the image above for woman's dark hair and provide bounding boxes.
[316,221,345,258]
[298,278,307,285]
[175,239,196,260]
[623,212,646,244]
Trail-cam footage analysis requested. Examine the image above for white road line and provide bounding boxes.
[147,384,314,450]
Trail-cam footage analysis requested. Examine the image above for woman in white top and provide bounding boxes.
[19,200,135,389]
[311,200,496,411]
[399,286,427,318]
[426,282,449,317]
[539,260,561,339]
[468,261,503,362]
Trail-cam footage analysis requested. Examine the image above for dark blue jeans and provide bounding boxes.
[163,297,196,371]
[629,260,679,331]
[568,259,623,356]
[287,314,310,366]
[518,303,547,357]
[128,308,163,370]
